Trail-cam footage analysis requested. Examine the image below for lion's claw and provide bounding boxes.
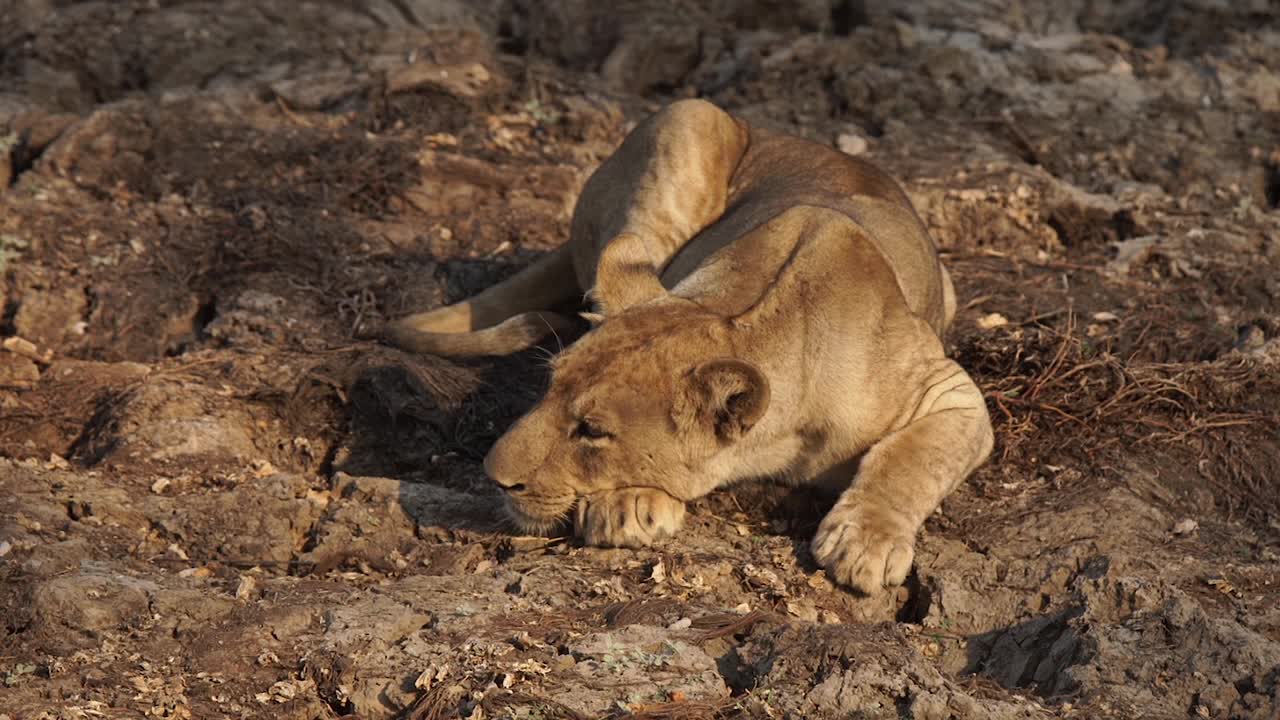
[811,504,915,594]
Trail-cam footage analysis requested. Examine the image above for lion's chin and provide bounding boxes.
[503,497,574,537]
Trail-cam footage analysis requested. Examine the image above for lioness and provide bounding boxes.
[384,100,993,594]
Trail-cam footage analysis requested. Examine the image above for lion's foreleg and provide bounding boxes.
[811,360,993,593]
[574,487,687,548]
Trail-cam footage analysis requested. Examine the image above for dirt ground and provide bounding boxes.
[1,1,1279,718]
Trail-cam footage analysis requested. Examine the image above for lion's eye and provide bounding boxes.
[572,419,613,441]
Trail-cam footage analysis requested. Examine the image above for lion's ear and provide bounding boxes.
[683,359,770,443]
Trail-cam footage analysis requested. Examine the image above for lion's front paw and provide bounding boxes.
[575,487,686,549]
[811,504,916,594]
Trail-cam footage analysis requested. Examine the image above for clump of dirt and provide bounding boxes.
[1,1,1278,719]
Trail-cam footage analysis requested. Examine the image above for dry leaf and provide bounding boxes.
[649,559,666,584]
[235,575,256,601]
[977,312,1009,329]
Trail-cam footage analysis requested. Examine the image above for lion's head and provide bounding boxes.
[483,298,771,534]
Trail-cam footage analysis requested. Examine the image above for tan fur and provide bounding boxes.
[387,100,993,594]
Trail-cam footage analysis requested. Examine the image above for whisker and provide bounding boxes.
[537,314,565,355]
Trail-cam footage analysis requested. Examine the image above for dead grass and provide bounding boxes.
[957,311,1280,528]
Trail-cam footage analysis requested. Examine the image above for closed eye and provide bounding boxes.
[572,419,613,441]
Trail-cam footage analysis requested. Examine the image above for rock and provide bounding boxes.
[600,25,702,94]
[70,371,285,469]
[204,289,290,346]
[508,1,703,93]
[386,61,497,98]
[31,567,158,647]
[1238,68,1280,113]
[8,109,79,154]
[707,0,836,32]
[739,623,1048,719]
[304,574,514,718]
[38,105,153,189]
[269,70,366,112]
[977,312,1009,329]
[148,586,237,638]
[322,595,432,655]
[1106,235,1161,276]
[1028,48,1109,82]
[0,353,39,388]
[2,336,47,362]
[41,358,150,385]
[145,474,322,567]
[299,475,502,575]
[12,285,87,350]
[564,625,729,715]
[363,0,497,30]
[0,131,14,188]
[836,132,869,156]
[1064,573,1280,717]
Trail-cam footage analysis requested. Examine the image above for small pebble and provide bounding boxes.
[836,132,869,156]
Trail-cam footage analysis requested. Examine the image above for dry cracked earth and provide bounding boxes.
[1,1,1279,719]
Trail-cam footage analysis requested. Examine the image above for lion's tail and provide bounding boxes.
[381,245,580,357]
[940,263,957,333]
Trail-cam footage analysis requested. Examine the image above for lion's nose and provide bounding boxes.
[491,475,528,495]
[484,450,527,494]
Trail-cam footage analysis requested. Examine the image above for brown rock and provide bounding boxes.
[10,110,79,154]
[0,353,39,388]
[0,133,13,188]
[31,569,158,644]
[386,61,496,98]
[12,285,87,350]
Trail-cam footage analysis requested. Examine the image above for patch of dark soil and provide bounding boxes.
[830,0,870,35]
[124,104,417,216]
[365,85,479,137]
[1265,160,1280,210]
[0,359,150,461]
[340,353,485,479]
[337,348,551,482]
[1081,3,1280,58]
[690,479,838,547]
[1047,206,1139,249]
[0,1,497,112]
